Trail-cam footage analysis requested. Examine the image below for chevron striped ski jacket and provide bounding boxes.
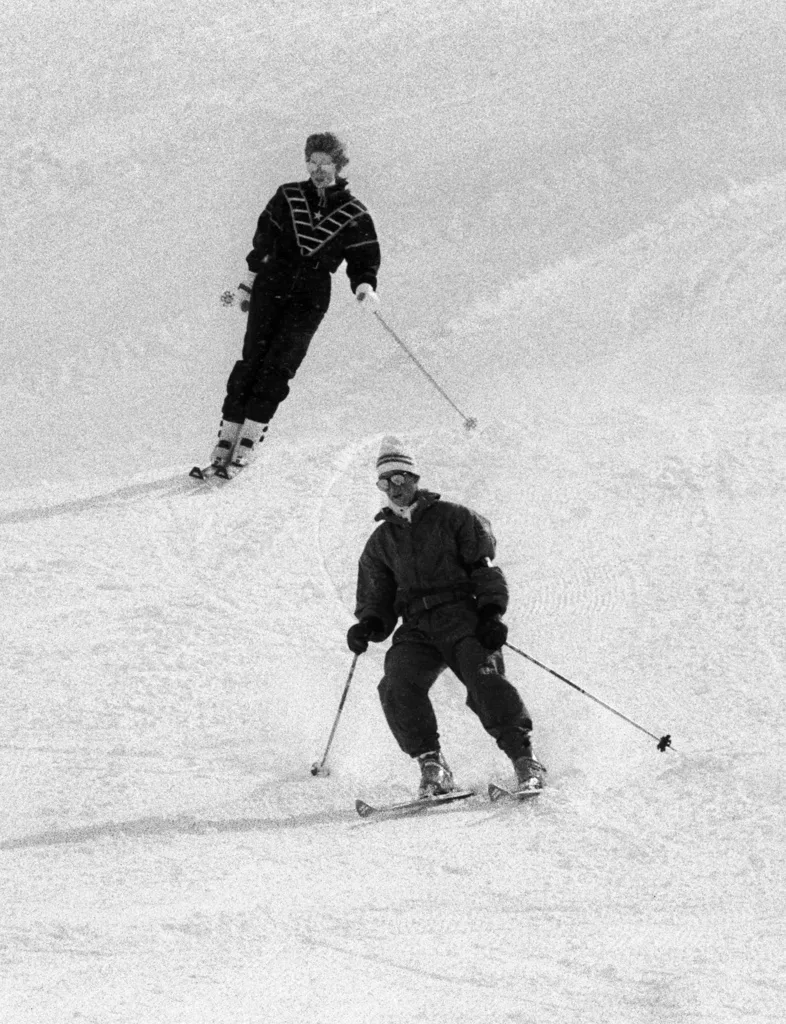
[246,178,380,294]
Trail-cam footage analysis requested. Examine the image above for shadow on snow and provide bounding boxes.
[0,807,356,850]
[0,473,212,526]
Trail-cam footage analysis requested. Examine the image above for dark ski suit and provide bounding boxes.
[222,177,380,425]
[354,491,534,760]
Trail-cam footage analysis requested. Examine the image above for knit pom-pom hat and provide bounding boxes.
[304,132,349,171]
[376,436,418,478]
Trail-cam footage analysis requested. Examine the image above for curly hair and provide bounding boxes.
[304,132,349,171]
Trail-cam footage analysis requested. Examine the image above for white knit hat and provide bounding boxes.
[376,435,418,478]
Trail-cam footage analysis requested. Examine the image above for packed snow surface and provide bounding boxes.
[1,1,784,1021]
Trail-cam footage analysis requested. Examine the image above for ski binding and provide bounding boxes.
[488,782,542,803]
[214,462,248,480]
[355,789,476,819]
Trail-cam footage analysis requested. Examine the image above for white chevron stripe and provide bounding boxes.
[282,185,368,256]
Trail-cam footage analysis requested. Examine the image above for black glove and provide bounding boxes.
[237,282,253,313]
[475,605,508,650]
[346,617,383,655]
[220,272,257,312]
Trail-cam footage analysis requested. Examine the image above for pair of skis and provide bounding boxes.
[189,462,246,482]
[355,783,541,819]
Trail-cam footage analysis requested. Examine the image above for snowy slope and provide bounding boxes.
[2,1,785,1022]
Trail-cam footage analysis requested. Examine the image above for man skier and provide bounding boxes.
[347,437,546,797]
[207,132,381,472]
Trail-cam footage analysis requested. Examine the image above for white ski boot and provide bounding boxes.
[511,754,547,793]
[227,419,269,470]
[209,420,242,467]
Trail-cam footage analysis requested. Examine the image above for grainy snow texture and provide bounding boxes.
[1,1,784,1021]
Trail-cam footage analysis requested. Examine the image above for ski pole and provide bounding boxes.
[505,642,674,752]
[373,311,478,431]
[310,653,359,776]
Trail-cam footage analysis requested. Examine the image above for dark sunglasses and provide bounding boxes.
[376,473,414,492]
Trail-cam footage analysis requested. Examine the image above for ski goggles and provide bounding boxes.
[306,158,336,170]
[376,473,414,492]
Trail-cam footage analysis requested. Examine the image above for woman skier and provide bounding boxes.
[203,132,381,474]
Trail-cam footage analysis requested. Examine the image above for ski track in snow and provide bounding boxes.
[2,405,784,1022]
[2,0,786,1021]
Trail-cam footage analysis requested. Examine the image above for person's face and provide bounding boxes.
[377,472,419,507]
[306,151,337,188]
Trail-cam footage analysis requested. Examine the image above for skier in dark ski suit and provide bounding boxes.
[347,437,546,797]
[208,132,381,470]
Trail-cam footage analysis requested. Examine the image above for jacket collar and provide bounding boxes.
[302,177,350,198]
[374,490,441,526]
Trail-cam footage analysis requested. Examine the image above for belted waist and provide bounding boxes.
[298,256,330,271]
[401,582,474,619]
[270,254,331,274]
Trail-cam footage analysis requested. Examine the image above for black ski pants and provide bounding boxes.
[222,265,330,425]
[377,604,533,762]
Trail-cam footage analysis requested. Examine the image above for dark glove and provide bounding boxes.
[346,617,383,655]
[475,605,508,650]
[237,281,254,313]
[220,271,257,312]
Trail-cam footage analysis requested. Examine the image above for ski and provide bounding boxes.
[355,789,476,819]
[189,465,220,480]
[488,782,542,803]
[214,462,246,480]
